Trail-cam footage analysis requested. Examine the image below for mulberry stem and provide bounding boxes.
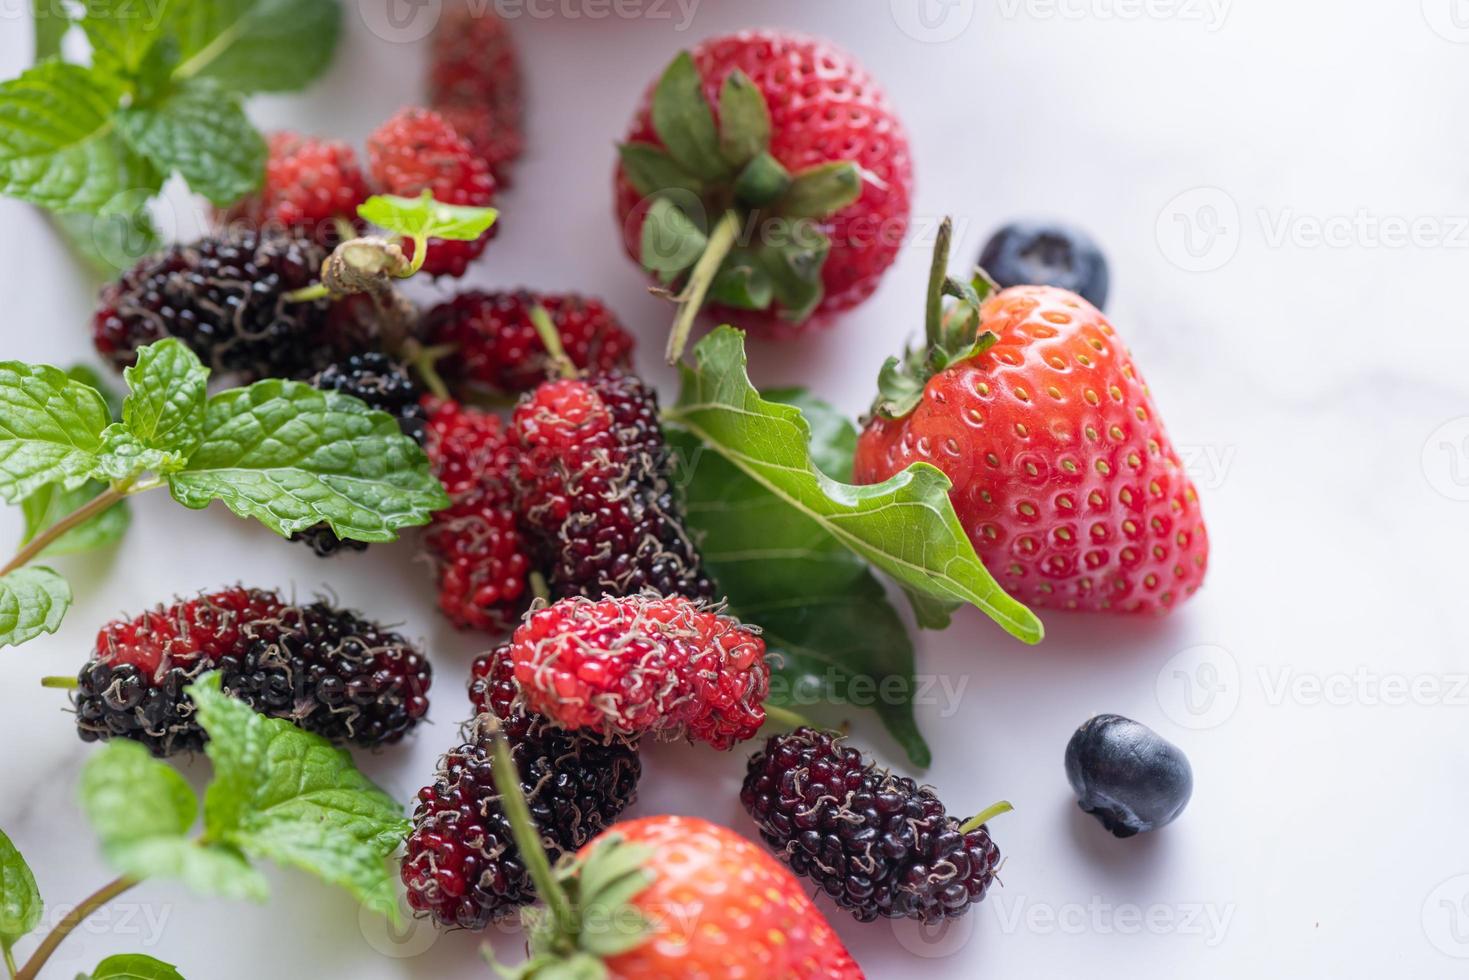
[527,305,576,379]
[13,875,138,980]
[665,209,741,365]
[762,703,817,731]
[959,800,1014,834]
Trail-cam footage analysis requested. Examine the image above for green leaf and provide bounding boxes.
[117,83,265,205]
[0,360,111,502]
[0,828,41,953]
[82,0,177,79]
[121,339,208,462]
[0,567,71,649]
[188,675,410,923]
[731,151,791,209]
[0,60,161,213]
[51,207,164,281]
[20,480,130,556]
[92,423,180,482]
[669,393,931,767]
[667,327,1044,645]
[780,161,863,218]
[639,197,707,284]
[83,953,187,980]
[717,69,770,168]
[358,191,497,243]
[755,233,829,323]
[616,141,703,199]
[32,0,69,60]
[80,740,267,900]
[170,0,342,94]
[707,254,773,310]
[167,380,449,542]
[650,51,727,180]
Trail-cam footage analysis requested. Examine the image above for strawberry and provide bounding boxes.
[366,108,498,278]
[853,220,1209,614]
[493,811,864,978]
[427,3,523,183]
[614,31,912,360]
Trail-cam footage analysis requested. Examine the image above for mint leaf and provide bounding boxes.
[667,327,1044,645]
[0,360,111,502]
[82,0,178,79]
[0,828,41,954]
[669,392,930,767]
[93,424,179,482]
[117,83,265,206]
[171,0,342,94]
[52,206,163,280]
[167,380,448,542]
[189,675,410,922]
[80,741,266,901]
[32,0,69,60]
[121,339,207,462]
[358,192,497,244]
[84,953,187,980]
[20,479,130,556]
[0,567,71,649]
[0,60,161,213]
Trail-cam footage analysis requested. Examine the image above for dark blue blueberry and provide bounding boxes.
[979,221,1110,309]
[1065,714,1191,837]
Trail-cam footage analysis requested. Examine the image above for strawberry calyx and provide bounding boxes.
[871,216,1000,420]
[481,719,659,978]
[620,51,864,362]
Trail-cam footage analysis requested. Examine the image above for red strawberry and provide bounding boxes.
[367,108,498,278]
[421,398,532,632]
[507,594,768,749]
[423,290,634,396]
[216,132,370,245]
[853,221,1208,614]
[614,31,912,359]
[427,4,523,183]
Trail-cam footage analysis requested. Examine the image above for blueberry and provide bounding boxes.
[978,221,1110,309]
[1064,714,1191,837]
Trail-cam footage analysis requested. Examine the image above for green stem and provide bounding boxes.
[403,238,427,279]
[284,283,331,304]
[409,343,455,401]
[924,217,953,349]
[14,875,138,980]
[486,721,574,932]
[5,944,17,978]
[762,703,818,731]
[528,306,577,379]
[529,570,551,604]
[959,800,1014,834]
[665,209,742,365]
[1,485,132,577]
[40,676,78,690]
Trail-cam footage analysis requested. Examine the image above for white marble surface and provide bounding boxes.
[3,2,1468,977]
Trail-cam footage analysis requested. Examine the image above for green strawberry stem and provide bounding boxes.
[959,800,1014,834]
[485,719,575,932]
[40,675,78,690]
[13,875,138,980]
[665,209,742,364]
[925,217,954,348]
[528,305,578,379]
[0,485,133,576]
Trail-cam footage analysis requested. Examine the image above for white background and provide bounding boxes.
[3,1,1469,977]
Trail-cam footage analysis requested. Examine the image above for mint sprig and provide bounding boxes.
[0,339,447,648]
[82,954,187,980]
[665,326,1044,645]
[7,0,343,268]
[0,828,42,965]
